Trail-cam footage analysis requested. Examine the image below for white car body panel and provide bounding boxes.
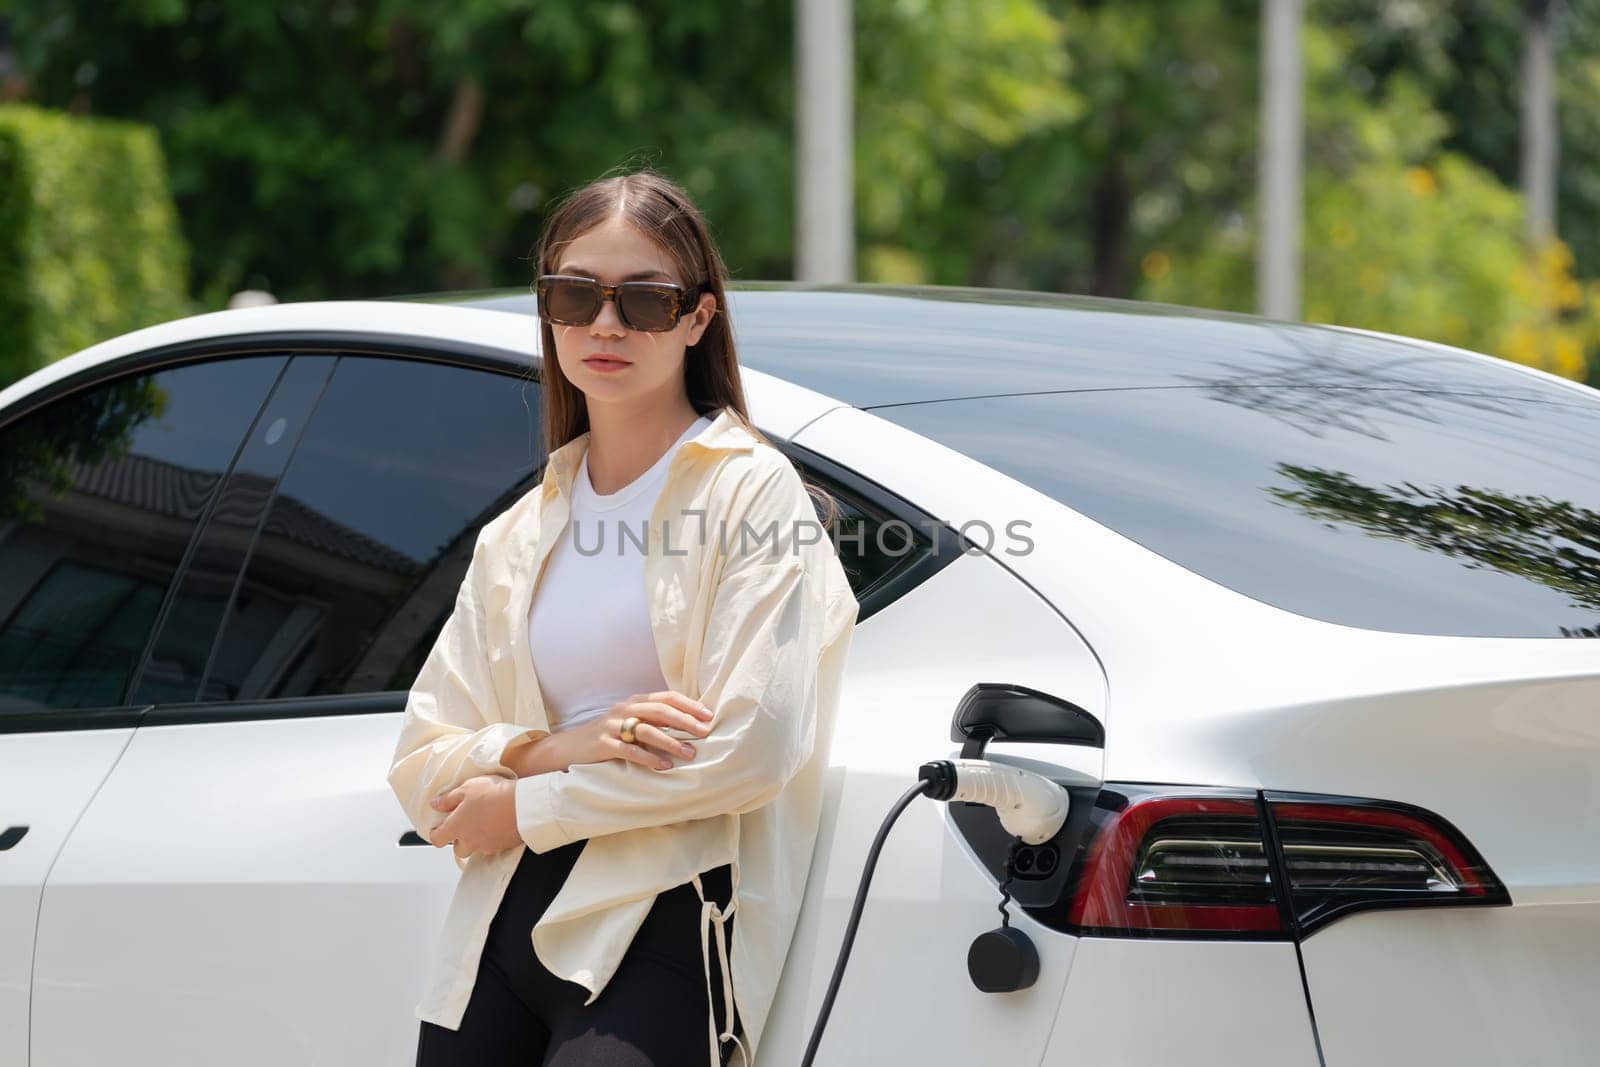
[31,712,433,1066]
[1045,939,1320,1065]
[0,730,134,1067]
[1302,904,1600,1064]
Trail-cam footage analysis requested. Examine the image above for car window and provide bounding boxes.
[195,354,543,701]
[129,355,338,703]
[784,444,960,624]
[876,361,1600,638]
[802,472,930,604]
[0,357,286,712]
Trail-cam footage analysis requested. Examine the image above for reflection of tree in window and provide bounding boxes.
[1175,332,1559,440]
[0,376,167,522]
[1268,463,1600,634]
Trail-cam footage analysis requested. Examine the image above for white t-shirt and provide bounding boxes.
[528,414,713,733]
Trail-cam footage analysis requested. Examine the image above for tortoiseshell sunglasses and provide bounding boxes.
[535,274,705,333]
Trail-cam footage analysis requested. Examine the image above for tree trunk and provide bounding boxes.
[1521,0,1557,242]
[437,77,485,164]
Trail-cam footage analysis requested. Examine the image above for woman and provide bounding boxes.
[388,168,861,1067]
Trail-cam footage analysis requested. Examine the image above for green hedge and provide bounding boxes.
[0,105,191,390]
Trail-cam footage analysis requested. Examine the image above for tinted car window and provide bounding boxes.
[803,473,934,607]
[198,355,542,701]
[130,355,337,703]
[877,354,1600,638]
[0,357,285,711]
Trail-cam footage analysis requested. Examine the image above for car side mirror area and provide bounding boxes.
[950,682,1104,758]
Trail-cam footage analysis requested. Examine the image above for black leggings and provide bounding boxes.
[415,839,738,1067]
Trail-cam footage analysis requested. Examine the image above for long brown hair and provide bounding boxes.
[530,167,840,527]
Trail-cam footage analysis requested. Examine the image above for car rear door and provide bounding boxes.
[1,355,283,1067]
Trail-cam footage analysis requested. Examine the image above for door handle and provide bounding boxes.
[0,826,28,851]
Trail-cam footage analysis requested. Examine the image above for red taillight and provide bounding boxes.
[1265,793,1510,936]
[1065,791,1287,936]
[1053,786,1510,940]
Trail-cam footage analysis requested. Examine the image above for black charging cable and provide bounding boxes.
[800,759,1064,1063]
[799,778,932,1067]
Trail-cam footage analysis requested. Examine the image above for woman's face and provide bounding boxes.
[549,215,716,409]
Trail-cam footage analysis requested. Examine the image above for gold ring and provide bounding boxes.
[619,716,640,745]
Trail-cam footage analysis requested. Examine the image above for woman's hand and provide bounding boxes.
[547,690,715,772]
[429,692,716,861]
[429,776,521,862]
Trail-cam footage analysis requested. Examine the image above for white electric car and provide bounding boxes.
[2,284,1597,1066]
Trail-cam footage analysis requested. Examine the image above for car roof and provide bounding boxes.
[4,281,1593,420]
[417,282,1598,409]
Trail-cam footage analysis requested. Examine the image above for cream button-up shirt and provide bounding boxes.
[387,405,861,1066]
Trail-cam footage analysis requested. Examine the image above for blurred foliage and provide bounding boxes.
[1316,0,1600,278]
[1144,19,1600,382]
[854,0,1080,284]
[0,104,191,384]
[3,0,1600,386]
[869,0,1259,298]
[2,0,1071,305]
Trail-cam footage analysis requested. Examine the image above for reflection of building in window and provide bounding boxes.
[0,447,425,709]
[196,466,420,703]
[0,448,216,711]
[0,560,163,710]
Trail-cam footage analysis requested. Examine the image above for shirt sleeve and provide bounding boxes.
[515,455,832,853]
[387,525,546,846]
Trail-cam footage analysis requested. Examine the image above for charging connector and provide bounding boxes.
[918,759,1071,844]
[799,759,1072,1066]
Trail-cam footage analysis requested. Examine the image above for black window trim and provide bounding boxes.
[0,331,539,435]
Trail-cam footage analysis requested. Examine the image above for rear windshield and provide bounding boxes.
[876,343,1600,638]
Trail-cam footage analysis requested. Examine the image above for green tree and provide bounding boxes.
[0,104,191,384]
[8,0,1600,387]
[1144,18,1600,382]
[859,0,1259,297]
[1317,0,1600,277]
[3,0,1069,305]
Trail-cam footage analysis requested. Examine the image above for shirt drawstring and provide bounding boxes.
[693,873,749,1067]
